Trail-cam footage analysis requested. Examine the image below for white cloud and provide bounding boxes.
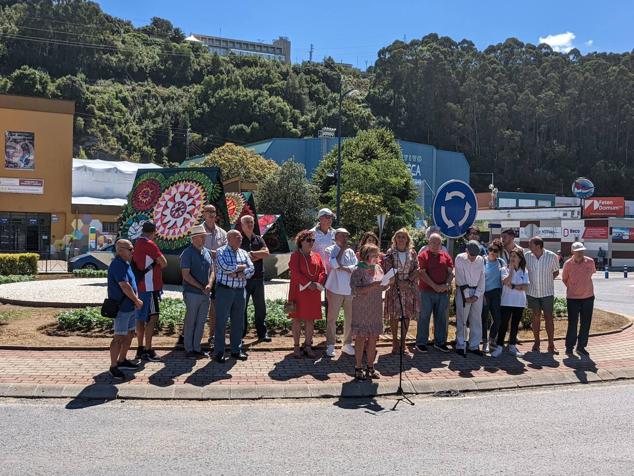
[585,40,594,47]
[538,31,576,53]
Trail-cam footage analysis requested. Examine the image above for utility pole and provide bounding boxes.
[309,44,314,62]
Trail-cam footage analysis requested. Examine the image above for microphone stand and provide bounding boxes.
[391,257,415,409]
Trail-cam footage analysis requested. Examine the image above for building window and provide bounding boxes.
[102,222,119,234]
[518,199,536,207]
[538,200,552,207]
[499,198,516,208]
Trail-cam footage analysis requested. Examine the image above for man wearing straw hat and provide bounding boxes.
[180,224,214,358]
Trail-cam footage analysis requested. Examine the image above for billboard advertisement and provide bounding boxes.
[4,131,35,170]
[583,197,625,218]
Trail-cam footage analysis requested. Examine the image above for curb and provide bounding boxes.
[1,318,630,352]
[0,298,96,309]
[1,367,633,401]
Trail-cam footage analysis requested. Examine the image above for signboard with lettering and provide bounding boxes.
[561,220,585,243]
[0,177,44,194]
[583,197,625,218]
[612,227,633,241]
[583,227,609,240]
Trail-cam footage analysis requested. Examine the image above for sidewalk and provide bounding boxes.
[1,324,633,400]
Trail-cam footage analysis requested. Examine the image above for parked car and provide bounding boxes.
[67,244,115,272]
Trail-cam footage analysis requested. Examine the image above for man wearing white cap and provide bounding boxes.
[454,240,486,356]
[562,242,596,357]
[180,224,214,358]
[324,227,357,357]
[311,208,337,271]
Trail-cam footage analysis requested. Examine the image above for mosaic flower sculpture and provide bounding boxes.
[131,178,162,211]
[225,192,247,226]
[153,181,206,242]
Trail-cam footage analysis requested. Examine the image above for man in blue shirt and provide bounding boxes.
[107,239,144,380]
[180,225,214,359]
[214,229,255,363]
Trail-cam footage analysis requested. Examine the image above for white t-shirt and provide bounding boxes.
[500,267,530,308]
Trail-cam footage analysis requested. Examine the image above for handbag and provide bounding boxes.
[101,296,125,319]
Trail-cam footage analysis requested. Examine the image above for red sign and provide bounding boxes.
[583,197,625,218]
[583,227,609,240]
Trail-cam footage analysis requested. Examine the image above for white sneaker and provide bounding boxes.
[491,346,503,358]
[326,344,336,358]
[483,343,490,353]
[342,343,355,356]
[508,345,523,357]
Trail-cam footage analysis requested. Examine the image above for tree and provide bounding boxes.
[257,160,319,237]
[313,129,419,237]
[196,143,279,184]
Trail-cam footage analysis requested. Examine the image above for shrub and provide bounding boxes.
[72,269,108,278]
[0,253,39,275]
[0,274,35,285]
[520,296,567,329]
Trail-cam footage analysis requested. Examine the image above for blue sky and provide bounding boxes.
[98,0,632,68]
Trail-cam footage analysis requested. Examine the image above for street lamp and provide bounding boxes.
[470,172,497,209]
[335,85,358,226]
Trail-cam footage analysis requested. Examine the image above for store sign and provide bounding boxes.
[562,220,585,243]
[583,227,609,240]
[520,225,561,239]
[583,197,625,218]
[0,177,44,194]
[612,227,633,241]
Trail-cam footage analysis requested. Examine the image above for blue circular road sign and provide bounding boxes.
[432,180,478,239]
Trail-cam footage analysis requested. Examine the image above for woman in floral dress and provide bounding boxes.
[381,228,420,354]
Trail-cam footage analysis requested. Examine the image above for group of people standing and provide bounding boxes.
[107,205,597,382]
[106,204,271,379]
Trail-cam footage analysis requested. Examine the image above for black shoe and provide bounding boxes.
[134,346,145,360]
[193,351,209,358]
[456,348,467,357]
[231,351,248,361]
[434,343,450,353]
[469,348,485,357]
[117,359,140,369]
[565,348,574,356]
[143,349,163,362]
[577,348,590,357]
[415,344,428,353]
[207,337,215,350]
[185,351,197,359]
[214,353,226,363]
[259,335,273,343]
[109,366,125,380]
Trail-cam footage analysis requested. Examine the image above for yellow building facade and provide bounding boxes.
[0,94,74,256]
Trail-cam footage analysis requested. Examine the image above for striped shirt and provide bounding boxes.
[215,245,255,288]
[525,249,560,298]
[310,226,336,272]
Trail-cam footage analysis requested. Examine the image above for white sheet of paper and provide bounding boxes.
[381,268,395,286]
[300,282,324,292]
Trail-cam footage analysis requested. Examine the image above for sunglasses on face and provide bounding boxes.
[488,249,500,253]
[304,238,315,243]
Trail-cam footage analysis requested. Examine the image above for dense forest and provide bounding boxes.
[1,0,633,197]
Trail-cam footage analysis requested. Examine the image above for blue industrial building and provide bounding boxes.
[182,137,470,216]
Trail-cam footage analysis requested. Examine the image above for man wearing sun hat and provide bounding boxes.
[180,224,214,358]
[311,208,337,272]
[324,227,358,357]
[562,241,596,357]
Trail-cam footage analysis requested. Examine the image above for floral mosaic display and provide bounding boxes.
[118,168,228,252]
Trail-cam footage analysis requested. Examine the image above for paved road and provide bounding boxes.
[1,382,633,475]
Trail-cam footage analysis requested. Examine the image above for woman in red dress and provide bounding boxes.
[288,229,326,358]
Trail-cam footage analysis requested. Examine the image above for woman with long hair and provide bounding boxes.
[492,248,529,357]
[381,228,420,354]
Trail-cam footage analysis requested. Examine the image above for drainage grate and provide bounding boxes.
[432,390,464,398]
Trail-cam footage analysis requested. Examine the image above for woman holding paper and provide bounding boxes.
[350,243,389,380]
[381,228,420,354]
[288,229,326,358]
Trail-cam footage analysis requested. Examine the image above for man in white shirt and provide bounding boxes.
[525,236,560,354]
[310,208,336,269]
[454,241,486,356]
[324,228,357,357]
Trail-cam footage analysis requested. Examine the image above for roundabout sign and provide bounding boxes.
[432,180,478,239]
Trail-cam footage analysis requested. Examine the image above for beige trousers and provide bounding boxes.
[326,290,353,346]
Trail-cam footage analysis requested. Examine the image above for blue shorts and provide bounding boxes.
[136,291,162,322]
[113,310,136,336]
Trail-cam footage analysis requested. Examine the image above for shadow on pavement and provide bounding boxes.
[563,354,598,382]
[148,350,195,387]
[333,395,385,414]
[522,350,560,369]
[268,351,354,382]
[185,358,236,386]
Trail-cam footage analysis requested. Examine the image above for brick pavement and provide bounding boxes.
[0,324,633,399]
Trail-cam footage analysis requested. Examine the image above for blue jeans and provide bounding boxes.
[481,288,502,343]
[183,292,210,353]
[416,291,449,346]
[214,285,246,355]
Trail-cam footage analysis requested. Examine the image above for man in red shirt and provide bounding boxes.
[416,233,454,352]
[132,222,168,362]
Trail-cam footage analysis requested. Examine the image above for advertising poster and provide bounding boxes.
[612,227,632,241]
[5,131,35,170]
[583,197,625,218]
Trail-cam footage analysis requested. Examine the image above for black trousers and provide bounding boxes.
[242,279,267,339]
[565,296,594,351]
[497,306,523,346]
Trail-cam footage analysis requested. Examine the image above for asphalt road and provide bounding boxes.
[1,382,633,475]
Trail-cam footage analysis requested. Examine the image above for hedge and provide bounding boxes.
[0,274,35,285]
[0,253,39,275]
[73,269,108,278]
